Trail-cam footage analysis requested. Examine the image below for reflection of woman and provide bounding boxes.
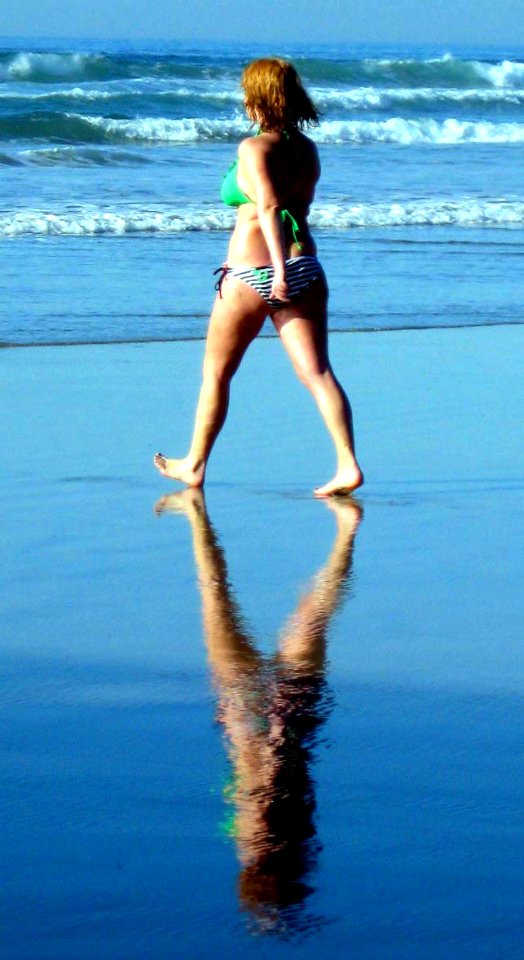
[154,57,363,497]
[155,490,362,933]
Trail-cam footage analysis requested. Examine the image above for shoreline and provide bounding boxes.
[2,316,524,350]
[4,322,524,490]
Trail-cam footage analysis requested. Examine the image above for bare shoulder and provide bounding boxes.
[241,130,318,163]
[238,129,320,198]
[238,134,271,161]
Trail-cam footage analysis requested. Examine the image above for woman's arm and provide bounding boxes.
[237,137,290,302]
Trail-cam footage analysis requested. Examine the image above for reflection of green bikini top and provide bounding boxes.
[221,158,303,250]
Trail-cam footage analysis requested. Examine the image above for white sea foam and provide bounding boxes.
[2,50,524,91]
[474,59,524,88]
[311,86,524,111]
[67,113,249,142]
[0,84,242,104]
[2,84,522,114]
[2,198,524,237]
[358,54,524,89]
[312,198,524,228]
[0,51,105,81]
[0,206,236,237]
[0,86,114,102]
[56,113,524,146]
[313,117,524,144]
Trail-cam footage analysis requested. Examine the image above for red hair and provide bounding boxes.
[241,58,319,133]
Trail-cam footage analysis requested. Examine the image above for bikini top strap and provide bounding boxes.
[281,209,303,250]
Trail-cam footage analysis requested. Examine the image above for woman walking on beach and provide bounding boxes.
[154,58,363,497]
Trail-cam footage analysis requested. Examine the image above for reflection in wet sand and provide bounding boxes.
[155,491,362,935]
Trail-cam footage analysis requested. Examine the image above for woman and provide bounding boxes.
[154,58,363,497]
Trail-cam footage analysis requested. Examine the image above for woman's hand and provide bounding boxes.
[270,269,290,303]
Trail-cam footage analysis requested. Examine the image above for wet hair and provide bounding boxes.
[241,58,320,132]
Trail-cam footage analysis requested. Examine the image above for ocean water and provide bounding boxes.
[1,37,524,345]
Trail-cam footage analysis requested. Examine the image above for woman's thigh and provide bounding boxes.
[270,276,330,378]
[204,275,268,375]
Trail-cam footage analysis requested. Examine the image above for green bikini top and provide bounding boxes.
[221,158,303,250]
[221,158,251,207]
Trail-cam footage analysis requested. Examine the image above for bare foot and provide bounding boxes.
[314,465,364,498]
[154,487,205,517]
[153,453,205,487]
[324,496,364,533]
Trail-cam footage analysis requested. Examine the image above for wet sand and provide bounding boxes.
[2,325,524,958]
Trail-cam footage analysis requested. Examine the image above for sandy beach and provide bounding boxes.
[2,323,524,957]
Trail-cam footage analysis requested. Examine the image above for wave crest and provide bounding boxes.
[0,51,118,83]
[2,198,524,237]
[2,50,524,90]
[314,117,524,144]
[3,110,524,146]
[350,54,524,89]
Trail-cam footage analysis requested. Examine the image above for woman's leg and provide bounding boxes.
[271,280,364,496]
[277,497,363,672]
[154,277,267,486]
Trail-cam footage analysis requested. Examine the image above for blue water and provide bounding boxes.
[1,38,524,344]
[3,468,524,959]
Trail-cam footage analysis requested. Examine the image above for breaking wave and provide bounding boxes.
[2,83,524,116]
[315,117,524,144]
[2,198,524,237]
[3,111,524,145]
[2,50,524,89]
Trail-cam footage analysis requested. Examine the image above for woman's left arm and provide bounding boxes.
[238,138,290,302]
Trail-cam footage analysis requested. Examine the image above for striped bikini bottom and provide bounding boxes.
[214,256,325,310]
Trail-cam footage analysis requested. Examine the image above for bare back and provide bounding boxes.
[227,129,320,265]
